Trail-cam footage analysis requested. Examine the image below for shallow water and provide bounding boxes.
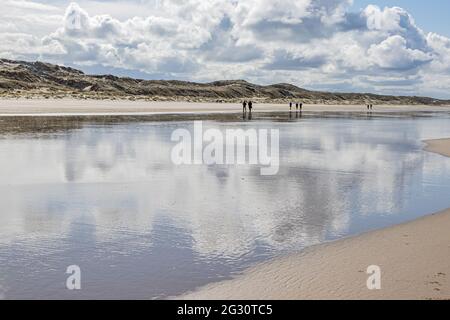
[0,111,450,299]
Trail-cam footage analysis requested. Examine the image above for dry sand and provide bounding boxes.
[0,99,450,115]
[180,139,450,300]
[425,139,450,158]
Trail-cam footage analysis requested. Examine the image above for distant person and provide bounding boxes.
[296,102,299,110]
[370,104,373,110]
[300,103,303,110]
[367,104,370,110]
[248,101,253,112]
[243,100,247,112]
[289,102,293,110]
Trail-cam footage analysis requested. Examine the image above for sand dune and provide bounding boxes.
[180,139,450,300]
[2,58,450,105]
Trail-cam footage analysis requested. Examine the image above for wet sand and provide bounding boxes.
[2,98,449,299]
[180,139,450,300]
[0,99,450,115]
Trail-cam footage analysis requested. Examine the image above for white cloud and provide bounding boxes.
[368,35,432,70]
[4,0,59,12]
[1,0,450,98]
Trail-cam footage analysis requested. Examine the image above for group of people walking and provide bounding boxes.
[289,102,303,111]
[241,100,374,114]
[242,100,253,113]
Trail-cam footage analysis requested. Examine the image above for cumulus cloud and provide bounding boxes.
[1,0,450,97]
[368,35,432,70]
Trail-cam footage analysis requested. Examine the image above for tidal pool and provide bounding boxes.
[0,111,450,299]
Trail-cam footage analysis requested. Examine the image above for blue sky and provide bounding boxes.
[1,0,450,99]
[352,0,450,37]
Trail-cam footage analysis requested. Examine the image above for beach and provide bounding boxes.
[179,140,450,300]
[3,0,450,303]
[0,99,450,115]
[0,99,449,299]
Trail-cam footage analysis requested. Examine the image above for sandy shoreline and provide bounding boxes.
[1,99,449,299]
[180,139,450,300]
[425,139,450,158]
[0,99,450,115]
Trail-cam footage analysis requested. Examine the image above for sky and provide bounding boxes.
[352,0,450,38]
[1,0,450,99]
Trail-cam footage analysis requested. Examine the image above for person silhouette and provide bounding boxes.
[248,101,253,112]
[300,103,303,111]
[289,102,292,110]
[243,100,247,112]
